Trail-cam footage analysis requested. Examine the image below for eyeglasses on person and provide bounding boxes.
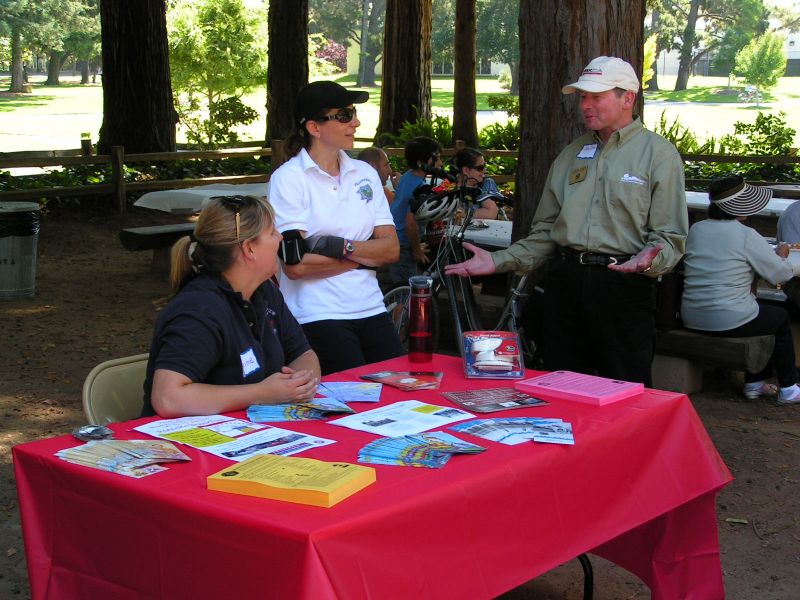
[470,163,486,171]
[315,107,357,124]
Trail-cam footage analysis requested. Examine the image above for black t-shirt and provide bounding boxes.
[142,273,311,416]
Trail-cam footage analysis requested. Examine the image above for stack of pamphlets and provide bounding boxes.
[330,400,474,436]
[55,439,191,478]
[358,431,485,468]
[450,417,575,445]
[318,381,382,403]
[441,387,548,413]
[134,415,335,461]
[207,454,376,507]
[247,397,354,423]
[359,371,443,391]
[462,331,525,379]
[514,370,644,406]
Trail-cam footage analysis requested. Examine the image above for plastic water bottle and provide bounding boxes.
[408,275,434,362]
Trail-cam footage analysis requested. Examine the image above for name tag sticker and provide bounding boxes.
[240,348,260,377]
[577,144,597,159]
[569,166,588,185]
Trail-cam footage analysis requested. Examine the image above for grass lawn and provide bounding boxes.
[2,72,800,153]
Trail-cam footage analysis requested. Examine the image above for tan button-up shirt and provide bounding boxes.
[493,117,688,277]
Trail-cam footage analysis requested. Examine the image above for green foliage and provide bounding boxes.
[168,0,267,148]
[733,32,787,95]
[384,110,454,150]
[177,96,259,149]
[384,109,519,175]
[651,111,717,154]
[486,94,519,118]
[642,34,657,88]
[652,110,800,183]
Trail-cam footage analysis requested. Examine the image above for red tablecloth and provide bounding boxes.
[13,355,731,600]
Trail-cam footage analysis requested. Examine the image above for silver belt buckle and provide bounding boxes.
[608,256,619,266]
[578,251,589,265]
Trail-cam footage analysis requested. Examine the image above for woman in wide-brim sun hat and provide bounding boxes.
[681,175,800,404]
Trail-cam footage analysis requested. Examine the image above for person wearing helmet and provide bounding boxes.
[453,148,499,220]
[268,81,404,375]
[387,136,442,287]
[446,56,688,386]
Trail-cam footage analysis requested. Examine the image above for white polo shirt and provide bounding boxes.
[269,149,395,324]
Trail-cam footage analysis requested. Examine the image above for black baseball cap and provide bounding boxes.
[295,81,369,125]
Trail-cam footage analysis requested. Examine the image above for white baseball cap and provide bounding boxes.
[562,56,640,95]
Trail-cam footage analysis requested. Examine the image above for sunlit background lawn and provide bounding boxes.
[2,73,800,153]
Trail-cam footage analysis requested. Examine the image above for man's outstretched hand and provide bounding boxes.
[608,244,663,273]
[443,242,497,277]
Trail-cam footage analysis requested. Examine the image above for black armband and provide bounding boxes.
[305,235,346,259]
[278,229,306,265]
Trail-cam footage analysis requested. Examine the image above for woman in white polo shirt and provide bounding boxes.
[268,81,404,374]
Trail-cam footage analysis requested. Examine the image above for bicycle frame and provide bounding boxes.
[384,184,538,363]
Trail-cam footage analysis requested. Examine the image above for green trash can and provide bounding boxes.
[0,202,41,300]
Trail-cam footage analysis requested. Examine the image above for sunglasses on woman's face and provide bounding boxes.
[316,107,357,124]
[470,163,486,171]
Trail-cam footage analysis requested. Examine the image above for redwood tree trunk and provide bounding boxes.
[46,52,64,86]
[376,0,432,144]
[9,28,27,93]
[453,0,478,148]
[265,0,308,146]
[98,0,176,154]
[515,0,645,243]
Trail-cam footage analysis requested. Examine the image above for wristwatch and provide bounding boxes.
[343,239,355,258]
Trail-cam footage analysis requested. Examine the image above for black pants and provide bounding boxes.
[302,312,405,375]
[692,301,797,387]
[541,259,657,386]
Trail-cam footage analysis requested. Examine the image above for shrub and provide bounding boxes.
[497,70,512,91]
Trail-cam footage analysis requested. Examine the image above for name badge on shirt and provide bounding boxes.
[240,348,261,377]
[577,143,597,159]
[569,166,588,185]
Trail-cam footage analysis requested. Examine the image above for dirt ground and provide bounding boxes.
[0,206,798,599]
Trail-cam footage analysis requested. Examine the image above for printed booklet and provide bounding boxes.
[462,331,525,379]
[207,454,376,507]
[359,371,443,391]
[441,387,548,413]
[514,370,644,406]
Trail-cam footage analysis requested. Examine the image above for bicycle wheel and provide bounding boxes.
[383,284,441,352]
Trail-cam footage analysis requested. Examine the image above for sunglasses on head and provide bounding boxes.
[214,195,251,242]
[316,107,357,124]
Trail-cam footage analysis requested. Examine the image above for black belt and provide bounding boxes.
[558,247,631,266]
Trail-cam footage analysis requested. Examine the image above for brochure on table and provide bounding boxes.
[329,400,474,436]
[134,415,335,461]
[442,387,547,413]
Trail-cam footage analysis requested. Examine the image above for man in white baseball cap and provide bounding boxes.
[446,56,688,386]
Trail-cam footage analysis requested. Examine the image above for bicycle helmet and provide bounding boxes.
[410,185,459,223]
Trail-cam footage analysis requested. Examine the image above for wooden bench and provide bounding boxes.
[119,223,195,272]
[652,328,774,394]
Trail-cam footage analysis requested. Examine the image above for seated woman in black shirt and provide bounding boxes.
[143,195,320,417]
